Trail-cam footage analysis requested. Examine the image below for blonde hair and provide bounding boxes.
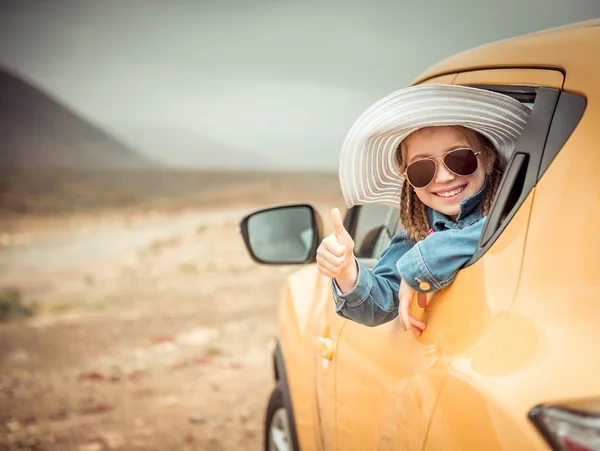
[395,126,502,242]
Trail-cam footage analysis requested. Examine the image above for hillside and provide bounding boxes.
[0,68,156,169]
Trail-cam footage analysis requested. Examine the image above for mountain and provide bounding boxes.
[0,68,156,169]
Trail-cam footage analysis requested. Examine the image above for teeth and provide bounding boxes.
[436,186,464,198]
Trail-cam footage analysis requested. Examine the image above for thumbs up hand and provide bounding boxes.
[316,208,358,292]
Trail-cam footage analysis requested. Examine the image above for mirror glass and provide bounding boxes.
[246,206,314,263]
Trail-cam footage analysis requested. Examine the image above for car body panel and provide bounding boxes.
[265,18,600,451]
[311,272,347,450]
[278,265,327,450]
[331,194,533,451]
[424,79,599,446]
[489,47,600,438]
[453,68,564,88]
[279,262,355,450]
[422,193,548,451]
[333,63,562,450]
[415,20,599,85]
[423,37,600,450]
[334,318,448,450]
[425,373,544,451]
[418,73,457,85]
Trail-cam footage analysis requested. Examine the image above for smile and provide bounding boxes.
[434,185,466,198]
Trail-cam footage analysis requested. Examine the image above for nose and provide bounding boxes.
[434,159,456,184]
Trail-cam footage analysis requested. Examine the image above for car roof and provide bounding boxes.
[413,18,600,86]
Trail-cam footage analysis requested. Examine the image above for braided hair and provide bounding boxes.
[396,126,502,242]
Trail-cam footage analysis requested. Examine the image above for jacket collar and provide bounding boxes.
[426,177,487,231]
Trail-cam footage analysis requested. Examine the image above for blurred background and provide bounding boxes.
[1,1,599,450]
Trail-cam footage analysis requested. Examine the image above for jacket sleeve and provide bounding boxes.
[396,217,486,293]
[332,232,415,327]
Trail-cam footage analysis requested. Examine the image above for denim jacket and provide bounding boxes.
[333,182,487,327]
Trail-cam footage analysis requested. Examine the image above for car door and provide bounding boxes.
[311,202,397,450]
[423,72,588,450]
[331,69,567,451]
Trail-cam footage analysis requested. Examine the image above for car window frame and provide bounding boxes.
[468,85,586,262]
[343,203,398,269]
[341,84,586,266]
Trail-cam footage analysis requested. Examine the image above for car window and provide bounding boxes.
[352,204,396,260]
[344,85,585,267]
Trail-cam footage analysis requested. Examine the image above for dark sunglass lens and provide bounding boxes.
[444,148,478,176]
[406,159,436,188]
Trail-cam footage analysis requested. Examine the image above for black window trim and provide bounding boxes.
[470,85,559,260]
[469,84,537,104]
[469,85,586,263]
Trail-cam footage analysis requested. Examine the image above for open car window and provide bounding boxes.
[343,84,586,266]
[344,204,397,268]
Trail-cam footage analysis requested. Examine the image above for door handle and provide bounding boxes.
[316,337,334,361]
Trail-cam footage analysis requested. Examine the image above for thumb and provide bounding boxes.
[331,208,348,242]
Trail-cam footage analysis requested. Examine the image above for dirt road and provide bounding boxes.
[0,203,321,450]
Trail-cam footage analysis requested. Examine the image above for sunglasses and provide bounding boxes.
[403,148,481,189]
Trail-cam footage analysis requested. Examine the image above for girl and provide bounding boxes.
[315,84,531,335]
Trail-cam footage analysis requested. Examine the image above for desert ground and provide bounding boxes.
[0,169,342,451]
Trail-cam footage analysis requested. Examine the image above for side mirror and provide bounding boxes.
[239,204,322,265]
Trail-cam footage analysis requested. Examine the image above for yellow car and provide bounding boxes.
[239,18,600,451]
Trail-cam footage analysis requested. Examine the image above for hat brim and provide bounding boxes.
[339,84,532,209]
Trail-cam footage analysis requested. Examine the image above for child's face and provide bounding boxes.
[404,126,486,220]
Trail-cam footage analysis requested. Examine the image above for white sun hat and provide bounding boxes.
[339,83,532,209]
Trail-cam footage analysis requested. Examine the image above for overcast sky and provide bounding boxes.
[1,0,599,170]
